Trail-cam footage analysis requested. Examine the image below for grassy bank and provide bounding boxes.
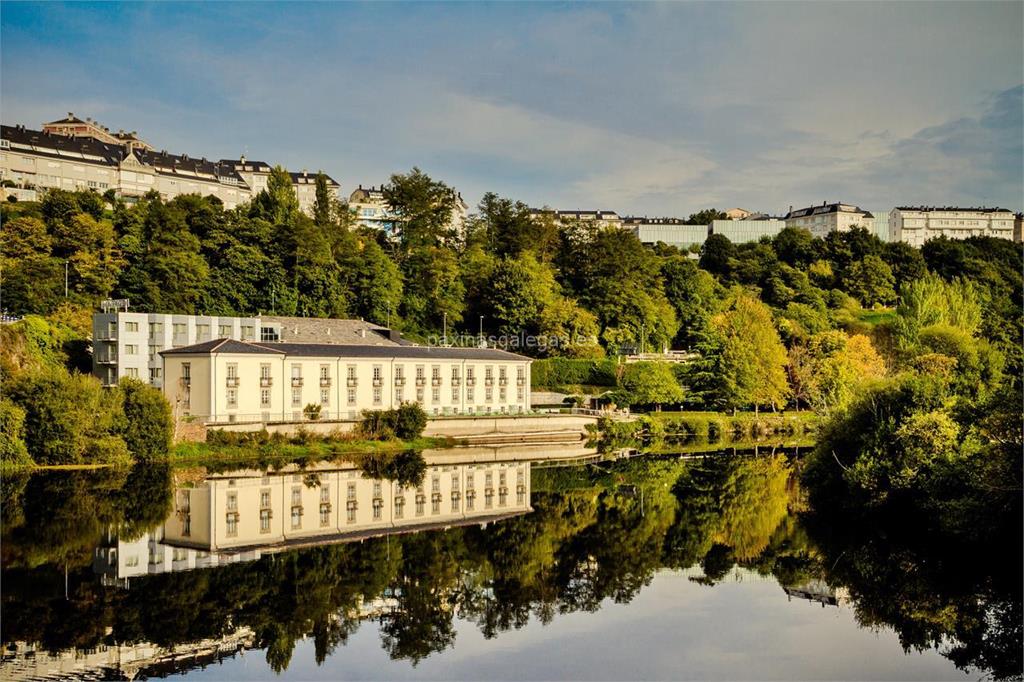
[592,410,818,451]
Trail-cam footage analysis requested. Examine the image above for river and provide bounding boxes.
[1,443,1020,680]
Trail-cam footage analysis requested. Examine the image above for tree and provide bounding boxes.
[0,216,62,315]
[699,233,734,277]
[251,166,299,225]
[383,168,460,253]
[702,293,790,412]
[349,237,403,326]
[661,256,723,348]
[844,255,896,307]
[312,172,334,227]
[686,208,727,225]
[618,362,685,410]
[472,192,559,260]
[772,226,819,268]
[119,378,173,461]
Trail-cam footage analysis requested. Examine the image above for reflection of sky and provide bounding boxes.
[184,568,968,681]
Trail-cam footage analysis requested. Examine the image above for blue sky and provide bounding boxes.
[2,1,1021,215]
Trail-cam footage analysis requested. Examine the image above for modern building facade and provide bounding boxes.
[889,207,1015,247]
[91,310,398,388]
[708,218,785,243]
[1,121,341,213]
[624,217,707,249]
[160,339,532,423]
[783,202,873,238]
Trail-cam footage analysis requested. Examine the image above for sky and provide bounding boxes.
[2,1,1021,216]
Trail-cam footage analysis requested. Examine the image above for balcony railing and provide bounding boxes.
[394,377,406,386]
[346,378,358,387]
[260,377,273,387]
[372,378,383,387]
[516,377,525,386]
[97,354,118,364]
[465,377,476,387]
[291,377,304,388]
[484,378,494,386]
[320,378,332,388]
[415,377,426,387]
[499,378,508,386]
[225,377,239,388]
[96,330,117,341]
[451,378,461,387]
[431,377,442,386]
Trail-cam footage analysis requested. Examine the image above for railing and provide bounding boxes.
[415,377,426,387]
[451,378,461,386]
[320,378,332,387]
[291,377,304,388]
[465,377,476,386]
[260,377,273,387]
[484,378,494,386]
[225,377,239,388]
[346,377,358,387]
[394,377,406,386]
[96,330,117,341]
[516,377,525,386]
[431,377,442,386]
[499,378,508,386]
[372,378,383,387]
[97,354,118,364]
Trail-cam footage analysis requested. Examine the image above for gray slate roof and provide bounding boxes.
[161,338,531,361]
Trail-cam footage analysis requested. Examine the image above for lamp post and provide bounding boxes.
[479,315,484,347]
[443,312,448,347]
[64,260,69,298]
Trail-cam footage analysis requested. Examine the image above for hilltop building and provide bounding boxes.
[623,217,707,249]
[1,118,341,213]
[723,207,752,220]
[709,217,785,243]
[783,201,874,238]
[889,206,1015,247]
[349,184,468,238]
[530,208,623,230]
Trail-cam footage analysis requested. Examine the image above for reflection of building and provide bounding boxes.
[1,630,255,681]
[163,460,532,552]
[784,202,873,238]
[92,459,533,585]
[783,578,846,607]
[91,310,398,388]
[889,206,1015,247]
[160,338,532,423]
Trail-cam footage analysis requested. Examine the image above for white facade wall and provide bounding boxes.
[889,208,1015,247]
[162,351,532,424]
[785,209,871,238]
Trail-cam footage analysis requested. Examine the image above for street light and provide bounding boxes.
[479,315,484,347]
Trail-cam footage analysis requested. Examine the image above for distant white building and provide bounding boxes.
[889,206,1015,247]
[623,217,707,249]
[784,202,873,238]
[709,218,785,243]
[349,184,468,238]
[531,208,623,230]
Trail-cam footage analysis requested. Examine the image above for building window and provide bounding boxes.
[320,503,331,527]
[347,389,356,405]
[172,323,187,337]
[416,388,424,403]
[292,388,302,407]
[466,387,474,403]
[500,387,507,401]
[260,509,272,532]
[396,387,404,403]
[451,388,459,403]
[125,367,139,378]
[373,387,382,405]
[486,387,493,403]
[261,389,271,408]
[241,325,255,340]
[226,388,237,407]
[320,388,330,406]
[125,344,138,355]
[149,322,163,339]
[261,326,280,342]
[150,367,161,381]
[226,513,238,537]
[219,324,232,337]
[125,321,139,332]
[518,387,525,401]
[432,387,440,403]
[394,495,405,519]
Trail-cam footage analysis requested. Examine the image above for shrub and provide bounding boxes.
[357,403,429,441]
[119,378,173,460]
[303,403,322,421]
[394,403,427,439]
[530,358,618,388]
[0,398,32,467]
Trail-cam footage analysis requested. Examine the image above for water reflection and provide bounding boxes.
[1,446,1020,681]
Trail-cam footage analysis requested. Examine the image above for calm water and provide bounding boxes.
[2,445,1020,681]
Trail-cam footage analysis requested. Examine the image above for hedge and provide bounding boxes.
[531,358,619,388]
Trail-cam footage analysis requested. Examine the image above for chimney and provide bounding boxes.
[360,328,367,339]
[68,112,74,118]
[240,154,246,164]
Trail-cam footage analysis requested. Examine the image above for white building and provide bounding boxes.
[889,206,1015,247]
[709,218,786,243]
[159,339,532,423]
[530,208,623,230]
[91,309,399,388]
[623,217,708,249]
[0,122,341,214]
[783,202,873,238]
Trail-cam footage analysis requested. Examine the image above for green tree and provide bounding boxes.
[844,255,896,307]
[617,362,685,409]
[702,293,790,412]
[119,378,173,461]
[383,168,461,253]
[312,171,335,227]
[699,233,734,277]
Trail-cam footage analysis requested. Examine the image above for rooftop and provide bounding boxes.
[895,206,1011,213]
[785,202,873,219]
[160,338,532,361]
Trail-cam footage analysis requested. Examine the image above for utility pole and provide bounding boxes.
[64,260,69,298]
[443,312,448,347]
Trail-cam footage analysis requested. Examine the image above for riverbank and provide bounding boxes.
[170,435,455,468]
[592,410,818,450]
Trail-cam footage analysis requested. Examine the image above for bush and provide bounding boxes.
[531,358,619,388]
[357,403,428,441]
[0,399,32,467]
[120,378,173,460]
[303,403,322,420]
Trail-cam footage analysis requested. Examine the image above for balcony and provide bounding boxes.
[415,377,426,387]
[97,354,118,364]
[260,377,273,388]
[394,377,406,386]
[499,378,508,386]
[516,377,525,386]
[372,378,383,387]
[320,378,332,388]
[346,377,358,387]
[484,378,494,387]
[96,330,117,341]
[225,377,239,388]
[431,377,442,387]
[451,378,461,387]
[465,377,476,387]
[291,377,304,388]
